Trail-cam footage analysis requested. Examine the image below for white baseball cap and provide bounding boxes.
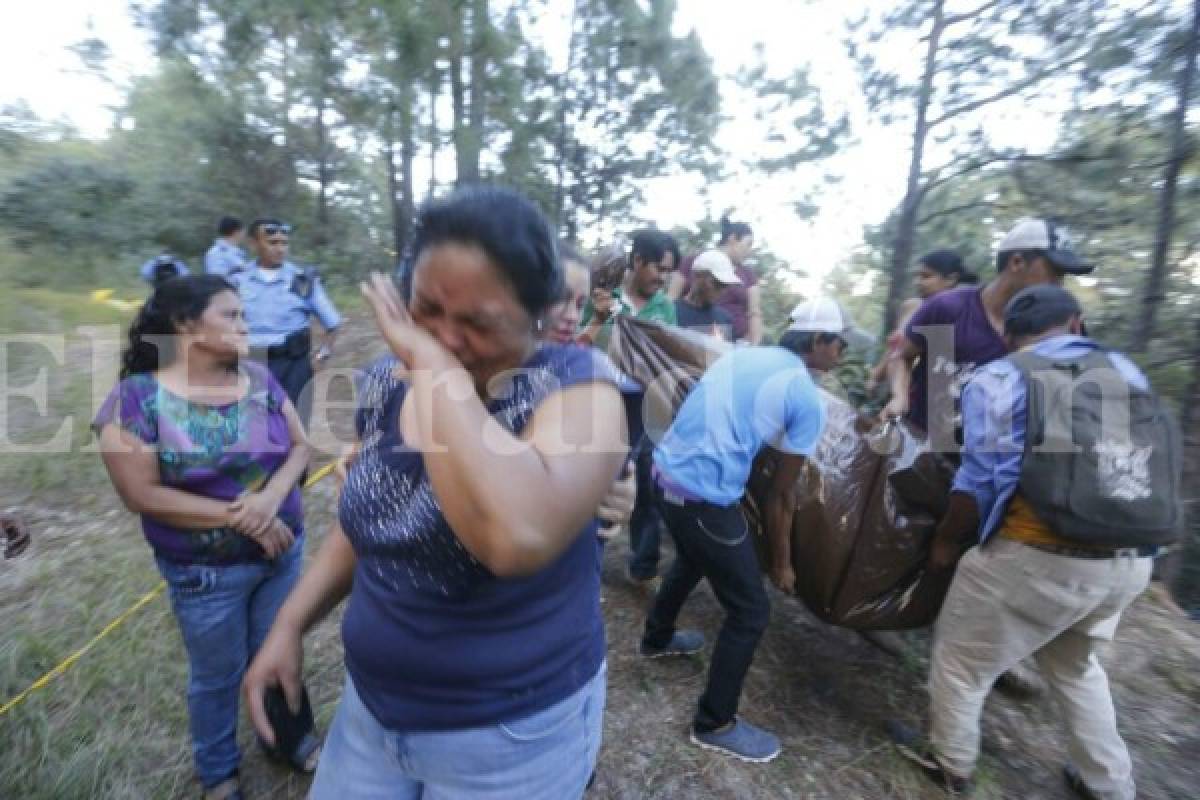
[996,218,1093,274]
[692,249,741,286]
[788,297,874,349]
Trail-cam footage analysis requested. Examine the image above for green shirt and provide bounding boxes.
[580,288,676,350]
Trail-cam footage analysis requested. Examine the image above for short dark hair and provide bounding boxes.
[779,330,840,355]
[661,232,681,269]
[1004,285,1082,338]
[217,216,243,236]
[248,218,285,237]
[629,229,670,268]
[410,186,562,316]
[920,249,976,284]
[995,249,1044,273]
[718,215,753,245]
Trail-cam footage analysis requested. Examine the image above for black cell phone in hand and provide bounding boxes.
[263,684,315,757]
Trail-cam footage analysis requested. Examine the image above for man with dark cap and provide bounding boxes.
[893,285,1170,800]
[882,218,1096,449]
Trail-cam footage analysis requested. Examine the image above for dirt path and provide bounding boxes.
[2,311,1197,799]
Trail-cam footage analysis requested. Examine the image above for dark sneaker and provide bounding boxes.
[689,718,781,763]
[887,720,974,796]
[1063,764,1102,800]
[639,630,705,658]
[2,515,29,559]
[625,566,661,592]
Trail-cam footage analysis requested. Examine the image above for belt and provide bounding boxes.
[652,466,707,507]
[1019,541,1164,560]
[266,328,311,359]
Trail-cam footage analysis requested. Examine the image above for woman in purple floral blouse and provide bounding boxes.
[94,275,312,800]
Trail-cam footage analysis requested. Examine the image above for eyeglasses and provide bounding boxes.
[259,223,292,236]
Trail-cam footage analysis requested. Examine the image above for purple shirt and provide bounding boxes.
[904,286,1009,436]
[680,256,759,341]
[93,363,303,565]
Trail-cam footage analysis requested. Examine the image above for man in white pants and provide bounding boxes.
[893,285,1173,799]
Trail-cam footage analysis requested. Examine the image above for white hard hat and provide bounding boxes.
[787,297,874,348]
[692,250,741,285]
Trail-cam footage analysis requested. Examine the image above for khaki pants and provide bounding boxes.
[930,537,1151,800]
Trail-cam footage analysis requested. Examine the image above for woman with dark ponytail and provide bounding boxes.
[245,187,627,798]
[867,249,976,392]
[120,279,218,378]
[669,214,762,343]
[94,275,314,800]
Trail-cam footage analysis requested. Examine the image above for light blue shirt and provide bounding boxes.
[654,347,826,506]
[953,334,1148,542]
[230,261,342,348]
[139,256,189,283]
[204,239,246,277]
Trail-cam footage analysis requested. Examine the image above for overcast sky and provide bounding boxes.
[2,0,1105,294]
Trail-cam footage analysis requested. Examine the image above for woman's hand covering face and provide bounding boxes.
[361,272,449,369]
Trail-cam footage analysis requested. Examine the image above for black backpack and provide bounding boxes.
[1009,349,1182,548]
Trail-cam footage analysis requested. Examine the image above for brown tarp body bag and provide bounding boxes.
[609,316,956,630]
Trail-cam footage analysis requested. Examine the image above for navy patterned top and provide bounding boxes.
[338,343,622,731]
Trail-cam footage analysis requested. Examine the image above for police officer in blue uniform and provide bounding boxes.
[204,216,247,277]
[230,218,341,426]
[140,252,190,286]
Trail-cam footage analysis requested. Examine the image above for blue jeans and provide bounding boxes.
[156,544,303,788]
[310,663,606,800]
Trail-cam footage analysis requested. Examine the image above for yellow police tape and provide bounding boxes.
[0,460,338,718]
[89,288,142,313]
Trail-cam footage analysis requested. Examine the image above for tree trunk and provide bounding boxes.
[384,95,417,259]
[385,106,404,257]
[1166,313,1200,607]
[448,3,476,185]
[428,68,440,199]
[1135,0,1200,350]
[883,0,946,335]
[399,89,416,255]
[462,0,487,185]
[314,87,331,245]
[554,0,583,232]
[279,27,294,152]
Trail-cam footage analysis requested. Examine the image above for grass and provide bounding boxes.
[0,287,136,337]
[0,488,348,799]
[0,287,134,496]
[1,501,189,799]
